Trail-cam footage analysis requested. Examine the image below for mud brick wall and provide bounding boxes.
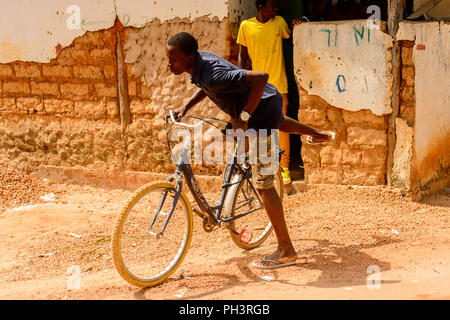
[121,16,233,175]
[298,87,389,186]
[399,42,415,128]
[0,18,236,179]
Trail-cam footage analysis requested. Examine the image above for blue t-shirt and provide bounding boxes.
[190,51,284,130]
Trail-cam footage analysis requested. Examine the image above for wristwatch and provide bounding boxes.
[239,110,251,122]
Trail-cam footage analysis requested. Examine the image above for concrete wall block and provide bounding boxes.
[298,108,328,127]
[44,99,74,113]
[14,64,41,78]
[342,109,387,129]
[346,127,387,147]
[16,97,42,113]
[94,83,118,97]
[0,65,14,78]
[42,65,72,78]
[320,145,343,165]
[401,47,414,66]
[361,148,388,168]
[401,66,415,87]
[342,167,385,185]
[60,83,89,96]
[73,65,103,80]
[0,98,16,112]
[74,100,107,119]
[31,81,59,96]
[3,81,30,94]
[306,165,343,184]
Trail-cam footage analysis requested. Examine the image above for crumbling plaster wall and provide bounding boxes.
[293,20,392,185]
[0,0,257,184]
[396,21,450,199]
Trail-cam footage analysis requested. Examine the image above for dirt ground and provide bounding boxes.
[0,167,449,300]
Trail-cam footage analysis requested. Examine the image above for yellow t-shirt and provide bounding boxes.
[237,16,291,94]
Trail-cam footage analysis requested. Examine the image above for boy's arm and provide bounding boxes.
[238,45,251,70]
[174,88,206,117]
[232,70,268,131]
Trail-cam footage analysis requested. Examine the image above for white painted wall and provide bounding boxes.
[397,21,450,186]
[114,0,229,28]
[0,0,115,63]
[0,0,231,63]
[293,20,393,116]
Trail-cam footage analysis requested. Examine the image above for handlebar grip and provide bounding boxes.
[220,122,233,136]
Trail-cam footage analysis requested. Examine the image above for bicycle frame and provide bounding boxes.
[149,112,265,237]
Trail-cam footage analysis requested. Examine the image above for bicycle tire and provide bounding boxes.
[111,182,193,287]
[225,168,284,249]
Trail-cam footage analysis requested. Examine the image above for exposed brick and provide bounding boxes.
[128,81,136,96]
[400,85,414,102]
[14,64,41,78]
[130,99,146,114]
[17,97,42,113]
[103,65,116,79]
[306,165,343,184]
[298,108,327,127]
[300,146,320,167]
[401,47,414,66]
[342,148,362,166]
[44,99,74,113]
[342,167,385,185]
[31,82,59,96]
[361,148,387,168]
[342,109,387,129]
[3,81,30,94]
[0,65,14,77]
[60,83,89,96]
[42,65,72,78]
[90,48,114,63]
[401,66,415,87]
[74,100,107,119]
[73,65,103,80]
[347,127,387,147]
[106,100,119,118]
[320,146,343,165]
[94,83,118,97]
[0,98,16,111]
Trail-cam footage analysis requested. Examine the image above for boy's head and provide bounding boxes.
[166,32,198,75]
[255,0,278,19]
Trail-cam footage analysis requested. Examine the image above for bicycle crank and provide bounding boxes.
[202,216,216,232]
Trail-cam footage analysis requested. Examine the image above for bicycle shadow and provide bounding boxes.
[133,235,401,299]
[292,235,402,288]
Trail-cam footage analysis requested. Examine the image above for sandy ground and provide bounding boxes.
[0,174,449,300]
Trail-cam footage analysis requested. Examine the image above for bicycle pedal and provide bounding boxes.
[239,229,252,244]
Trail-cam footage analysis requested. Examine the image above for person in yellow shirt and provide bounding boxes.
[237,0,292,185]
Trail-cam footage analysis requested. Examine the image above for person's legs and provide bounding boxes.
[279,93,291,184]
[279,115,332,141]
[256,187,297,264]
[251,132,297,267]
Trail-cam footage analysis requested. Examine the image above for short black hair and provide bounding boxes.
[167,32,198,56]
[255,0,269,9]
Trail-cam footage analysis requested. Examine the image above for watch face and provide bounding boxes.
[241,111,250,121]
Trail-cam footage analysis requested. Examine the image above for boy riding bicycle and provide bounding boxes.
[166,32,331,269]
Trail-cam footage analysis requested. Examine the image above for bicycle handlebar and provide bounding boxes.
[168,110,230,128]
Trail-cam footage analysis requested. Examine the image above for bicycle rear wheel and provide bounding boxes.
[111,182,193,287]
[226,168,284,249]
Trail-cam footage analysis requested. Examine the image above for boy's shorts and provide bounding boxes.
[249,132,280,190]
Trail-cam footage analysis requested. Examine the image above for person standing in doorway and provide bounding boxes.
[237,0,293,185]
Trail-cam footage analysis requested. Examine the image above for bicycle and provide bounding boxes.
[111,111,285,287]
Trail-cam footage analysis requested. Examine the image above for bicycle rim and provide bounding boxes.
[112,182,193,287]
[229,169,283,249]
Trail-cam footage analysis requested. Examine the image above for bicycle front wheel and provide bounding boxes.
[226,168,284,250]
[111,182,193,287]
